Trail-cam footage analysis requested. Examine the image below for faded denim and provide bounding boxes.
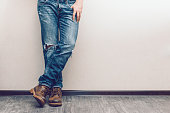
[37,0,79,89]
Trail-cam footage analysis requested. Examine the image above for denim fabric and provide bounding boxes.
[37,0,79,89]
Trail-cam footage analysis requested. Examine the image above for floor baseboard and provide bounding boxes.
[1,90,170,95]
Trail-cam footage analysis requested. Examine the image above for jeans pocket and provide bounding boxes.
[67,0,76,8]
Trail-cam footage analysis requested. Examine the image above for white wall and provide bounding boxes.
[0,0,170,90]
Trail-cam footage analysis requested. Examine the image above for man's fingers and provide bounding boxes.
[78,12,82,22]
[79,12,81,21]
[72,6,82,22]
[73,10,76,21]
[77,12,80,22]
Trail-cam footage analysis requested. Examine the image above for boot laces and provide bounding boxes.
[51,87,62,97]
[38,86,49,96]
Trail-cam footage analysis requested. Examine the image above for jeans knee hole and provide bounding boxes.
[44,44,54,51]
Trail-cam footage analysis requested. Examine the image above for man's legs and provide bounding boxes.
[30,0,79,107]
[38,0,79,89]
[37,0,60,89]
[52,0,79,88]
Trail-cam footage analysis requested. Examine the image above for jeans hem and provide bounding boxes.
[52,85,63,89]
[39,82,52,89]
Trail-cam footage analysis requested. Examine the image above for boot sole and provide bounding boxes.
[30,88,45,107]
[49,102,62,107]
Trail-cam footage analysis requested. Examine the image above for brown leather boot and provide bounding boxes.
[30,85,50,107]
[48,87,62,107]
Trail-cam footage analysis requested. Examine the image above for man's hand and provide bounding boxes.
[71,0,83,22]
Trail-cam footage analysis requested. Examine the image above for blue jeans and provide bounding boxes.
[37,0,79,89]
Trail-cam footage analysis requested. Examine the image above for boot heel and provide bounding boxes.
[30,88,34,94]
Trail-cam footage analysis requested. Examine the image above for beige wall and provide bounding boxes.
[0,0,170,90]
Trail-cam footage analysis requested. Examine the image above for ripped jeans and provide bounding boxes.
[37,0,79,89]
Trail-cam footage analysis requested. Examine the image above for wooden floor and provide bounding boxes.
[0,95,170,113]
